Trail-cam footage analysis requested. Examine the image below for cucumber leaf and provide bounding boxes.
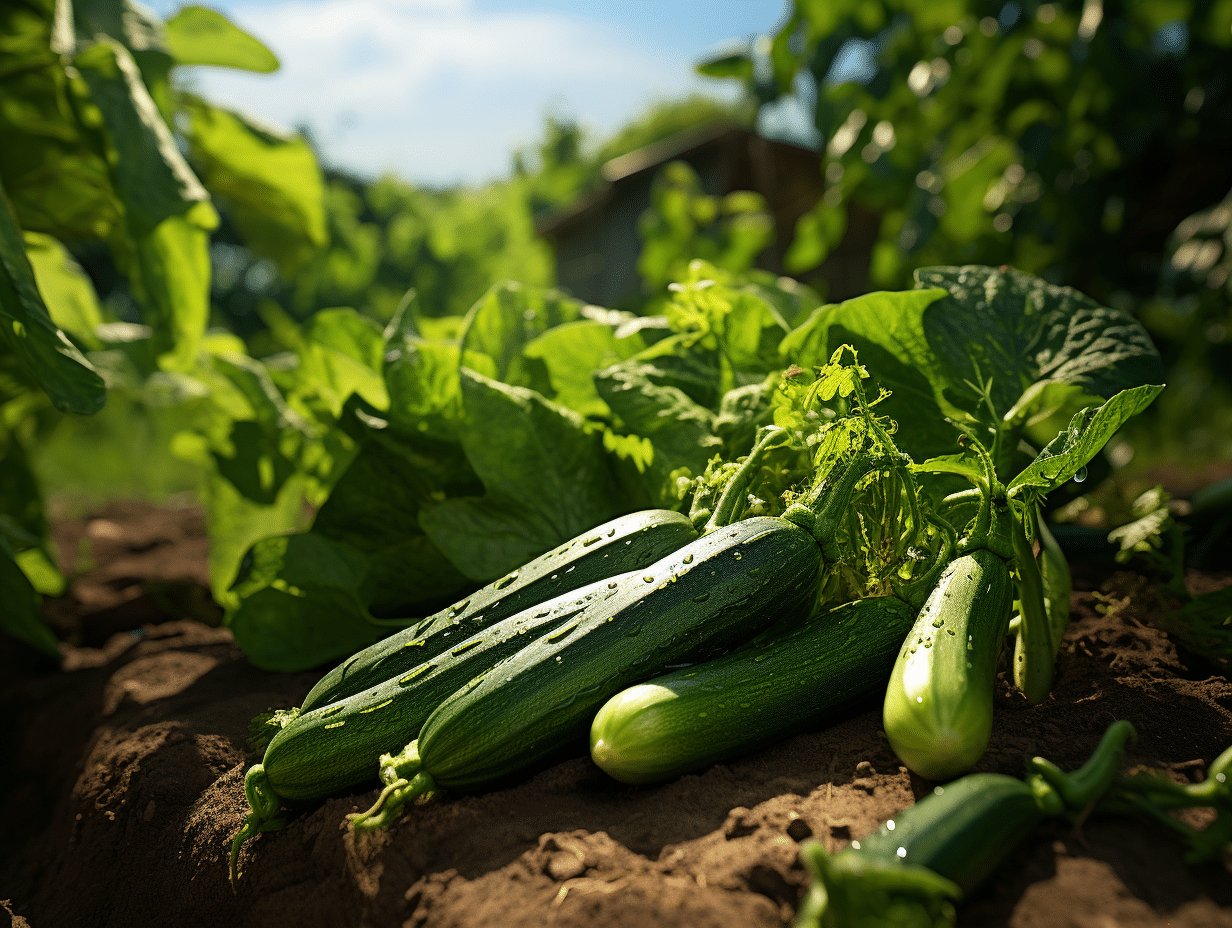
[915,265,1165,434]
[163,6,279,72]
[522,318,645,419]
[225,532,374,672]
[0,180,106,415]
[1009,384,1165,497]
[780,266,1165,480]
[457,282,582,388]
[418,368,623,582]
[74,38,209,235]
[181,95,326,274]
[910,452,986,485]
[23,232,104,348]
[779,288,955,461]
[595,361,721,507]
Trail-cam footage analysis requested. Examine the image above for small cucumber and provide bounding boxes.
[346,516,823,828]
[796,721,1138,928]
[882,548,1013,781]
[299,509,697,712]
[590,596,916,785]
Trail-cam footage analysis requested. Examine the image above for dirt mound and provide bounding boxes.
[1,502,1230,928]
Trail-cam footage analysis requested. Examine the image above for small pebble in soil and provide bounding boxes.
[545,853,586,881]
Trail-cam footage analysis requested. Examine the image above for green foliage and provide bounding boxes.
[707,0,1232,302]
[638,162,775,292]
[0,0,332,656]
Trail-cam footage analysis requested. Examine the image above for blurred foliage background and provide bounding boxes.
[2,0,1230,656]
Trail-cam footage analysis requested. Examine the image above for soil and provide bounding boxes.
[2,500,1231,928]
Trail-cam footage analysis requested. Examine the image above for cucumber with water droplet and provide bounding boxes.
[296,509,698,714]
[230,573,632,877]
[588,596,917,785]
[882,548,1013,781]
[346,515,823,828]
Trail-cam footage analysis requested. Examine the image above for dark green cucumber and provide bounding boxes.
[299,509,697,712]
[348,516,823,825]
[796,721,1138,928]
[882,548,1013,781]
[590,596,916,784]
[257,575,631,803]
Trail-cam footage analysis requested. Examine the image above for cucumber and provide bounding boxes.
[347,515,823,827]
[258,577,630,803]
[881,548,1013,781]
[299,509,697,712]
[796,721,1137,928]
[230,573,634,877]
[589,596,916,785]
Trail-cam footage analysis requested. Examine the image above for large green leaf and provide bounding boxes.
[0,181,105,414]
[182,95,326,273]
[301,308,388,416]
[23,231,103,346]
[778,287,955,461]
[418,369,623,582]
[163,6,279,72]
[595,361,722,506]
[384,338,467,441]
[456,282,582,387]
[779,267,1166,475]
[225,532,374,672]
[120,207,213,370]
[74,37,209,235]
[522,318,645,418]
[914,266,1166,429]
[204,468,309,606]
[211,419,297,505]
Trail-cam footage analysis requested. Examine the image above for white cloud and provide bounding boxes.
[181,0,736,185]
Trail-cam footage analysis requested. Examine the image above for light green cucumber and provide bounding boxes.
[590,596,916,785]
[882,548,1013,781]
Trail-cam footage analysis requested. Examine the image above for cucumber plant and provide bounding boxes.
[884,383,1164,780]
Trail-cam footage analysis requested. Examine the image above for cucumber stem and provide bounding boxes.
[892,515,956,610]
[229,765,285,882]
[1027,719,1137,812]
[783,451,882,562]
[703,427,788,533]
[346,739,437,832]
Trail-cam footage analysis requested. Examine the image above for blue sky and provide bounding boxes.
[153,0,794,185]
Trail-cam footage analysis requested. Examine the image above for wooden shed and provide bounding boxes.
[535,122,876,306]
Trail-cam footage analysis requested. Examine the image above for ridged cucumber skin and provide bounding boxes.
[300,509,697,711]
[261,576,631,803]
[882,549,1013,781]
[417,516,823,791]
[590,596,916,785]
[851,772,1043,894]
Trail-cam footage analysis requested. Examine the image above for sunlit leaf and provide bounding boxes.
[1009,385,1164,497]
[74,37,210,235]
[164,5,279,72]
[0,180,105,414]
[419,369,623,581]
[23,231,103,347]
[182,95,326,273]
